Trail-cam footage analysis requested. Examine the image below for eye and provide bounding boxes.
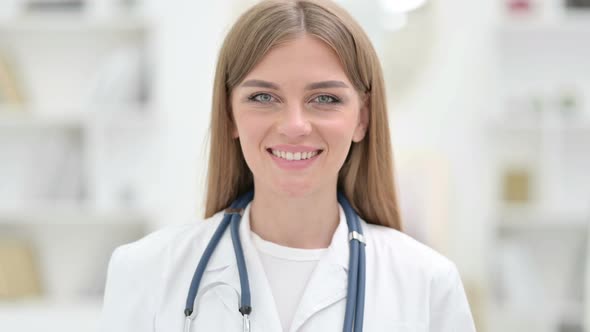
[248,93,276,103]
[313,95,340,104]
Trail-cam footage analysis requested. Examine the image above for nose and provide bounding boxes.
[277,103,312,138]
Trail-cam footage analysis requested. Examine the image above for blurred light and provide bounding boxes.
[381,12,408,31]
[378,0,427,13]
[336,0,427,32]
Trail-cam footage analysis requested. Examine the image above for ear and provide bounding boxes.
[352,93,369,143]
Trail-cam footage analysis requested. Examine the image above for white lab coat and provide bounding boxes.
[99,202,477,332]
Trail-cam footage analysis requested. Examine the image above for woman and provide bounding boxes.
[100,0,477,331]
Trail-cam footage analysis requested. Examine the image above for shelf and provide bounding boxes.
[498,15,590,36]
[89,106,160,130]
[0,204,152,225]
[495,15,590,67]
[0,298,102,332]
[0,15,150,34]
[493,299,585,316]
[495,208,590,232]
[486,114,590,136]
[0,107,85,130]
[0,105,158,130]
[489,301,585,332]
[0,296,102,309]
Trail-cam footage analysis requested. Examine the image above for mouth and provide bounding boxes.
[266,148,324,161]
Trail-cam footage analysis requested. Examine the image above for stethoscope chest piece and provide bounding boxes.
[243,314,251,332]
[183,315,192,332]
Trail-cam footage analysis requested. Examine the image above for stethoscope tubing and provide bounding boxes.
[184,190,365,332]
[338,191,365,332]
[184,191,254,316]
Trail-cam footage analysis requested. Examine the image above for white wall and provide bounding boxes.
[151,0,235,228]
[391,0,498,282]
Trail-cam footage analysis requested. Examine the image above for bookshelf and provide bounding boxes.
[0,2,159,331]
[0,16,149,32]
[487,2,590,331]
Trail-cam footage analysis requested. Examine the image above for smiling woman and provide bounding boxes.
[99,1,477,331]
[229,34,369,210]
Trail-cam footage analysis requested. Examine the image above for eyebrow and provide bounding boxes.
[240,79,280,90]
[305,80,349,90]
[240,79,350,90]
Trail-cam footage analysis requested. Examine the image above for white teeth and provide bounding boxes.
[270,149,320,161]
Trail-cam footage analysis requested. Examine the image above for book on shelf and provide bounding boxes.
[501,167,532,204]
[23,0,85,14]
[39,133,85,202]
[0,52,26,107]
[566,0,590,9]
[82,45,151,111]
[0,240,42,299]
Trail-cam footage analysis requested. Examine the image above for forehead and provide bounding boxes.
[242,34,350,85]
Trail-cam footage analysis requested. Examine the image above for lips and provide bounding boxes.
[266,148,323,160]
[269,143,322,150]
[266,148,323,170]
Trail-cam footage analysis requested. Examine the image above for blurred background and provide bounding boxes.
[0,0,588,331]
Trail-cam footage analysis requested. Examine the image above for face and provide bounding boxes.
[230,34,368,197]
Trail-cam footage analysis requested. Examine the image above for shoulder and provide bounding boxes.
[362,221,476,330]
[362,221,459,280]
[100,211,227,331]
[110,210,226,265]
[103,210,229,298]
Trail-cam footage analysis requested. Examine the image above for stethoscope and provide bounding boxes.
[183,190,366,332]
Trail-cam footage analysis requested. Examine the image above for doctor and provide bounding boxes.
[99,0,477,331]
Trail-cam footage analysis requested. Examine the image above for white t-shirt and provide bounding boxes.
[251,231,328,332]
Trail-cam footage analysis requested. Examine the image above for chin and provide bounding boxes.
[272,179,317,197]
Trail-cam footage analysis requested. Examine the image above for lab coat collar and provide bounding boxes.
[203,201,350,273]
[289,203,351,331]
[200,201,352,331]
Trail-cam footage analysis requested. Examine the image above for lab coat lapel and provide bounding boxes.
[197,204,283,332]
[191,220,242,323]
[239,203,284,332]
[289,205,350,332]
[189,262,243,329]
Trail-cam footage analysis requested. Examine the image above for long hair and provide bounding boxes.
[204,0,402,230]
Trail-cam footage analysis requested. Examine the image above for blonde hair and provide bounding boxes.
[204,0,402,230]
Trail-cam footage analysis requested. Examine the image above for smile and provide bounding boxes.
[267,148,323,161]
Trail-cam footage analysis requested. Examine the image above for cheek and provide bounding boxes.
[320,118,356,165]
[233,112,270,159]
[233,106,254,138]
[322,114,358,145]
[238,125,261,152]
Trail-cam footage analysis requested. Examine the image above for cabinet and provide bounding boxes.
[487,2,590,331]
[0,2,160,331]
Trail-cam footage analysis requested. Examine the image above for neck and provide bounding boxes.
[249,186,340,249]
